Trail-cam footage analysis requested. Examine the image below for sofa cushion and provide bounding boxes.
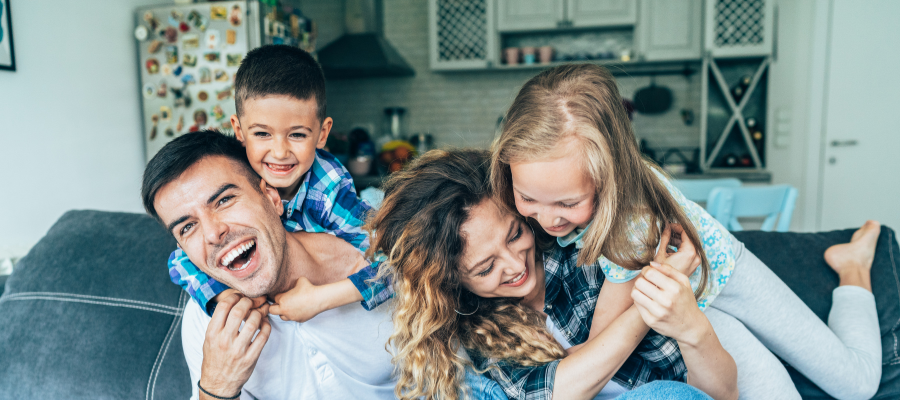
[0,210,189,399]
[734,226,900,400]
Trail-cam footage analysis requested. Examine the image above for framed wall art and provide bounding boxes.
[0,0,15,71]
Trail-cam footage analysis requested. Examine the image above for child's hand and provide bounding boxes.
[654,224,701,277]
[269,277,333,322]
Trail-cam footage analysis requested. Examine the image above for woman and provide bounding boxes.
[367,149,737,400]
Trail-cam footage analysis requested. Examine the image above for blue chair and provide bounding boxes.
[673,178,742,204]
[707,185,799,232]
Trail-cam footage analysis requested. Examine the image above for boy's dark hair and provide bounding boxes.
[234,45,327,122]
[141,130,261,224]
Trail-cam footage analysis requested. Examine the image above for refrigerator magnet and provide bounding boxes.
[176,115,184,132]
[143,83,156,99]
[148,40,163,54]
[134,26,149,41]
[146,59,160,74]
[165,127,175,137]
[161,64,172,76]
[182,54,197,67]
[182,34,199,50]
[188,11,207,32]
[226,54,243,67]
[220,121,232,130]
[192,110,208,131]
[206,29,220,50]
[143,12,159,31]
[149,125,158,140]
[214,69,228,82]
[203,52,220,63]
[166,46,178,64]
[216,87,233,101]
[151,114,159,125]
[173,65,183,77]
[197,91,209,102]
[198,67,211,84]
[165,26,178,43]
[179,21,190,33]
[181,74,196,85]
[229,5,242,27]
[157,82,168,98]
[210,6,227,20]
[226,29,237,45]
[160,106,172,121]
[211,104,225,120]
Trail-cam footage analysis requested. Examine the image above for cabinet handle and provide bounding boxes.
[830,140,858,147]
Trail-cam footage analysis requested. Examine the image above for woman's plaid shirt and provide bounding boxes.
[468,243,687,400]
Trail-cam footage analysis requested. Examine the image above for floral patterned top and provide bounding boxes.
[556,168,735,310]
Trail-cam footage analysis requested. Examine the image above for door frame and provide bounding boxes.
[801,0,833,231]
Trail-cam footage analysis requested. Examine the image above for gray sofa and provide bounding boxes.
[0,210,898,399]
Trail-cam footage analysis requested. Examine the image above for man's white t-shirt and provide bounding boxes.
[182,299,397,400]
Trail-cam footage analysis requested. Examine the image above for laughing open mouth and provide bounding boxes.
[220,239,257,271]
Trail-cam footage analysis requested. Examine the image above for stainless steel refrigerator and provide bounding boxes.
[135,1,261,161]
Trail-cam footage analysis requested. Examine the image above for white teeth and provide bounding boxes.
[221,240,255,267]
[506,270,526,284]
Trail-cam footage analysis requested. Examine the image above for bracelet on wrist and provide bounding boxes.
[197,380,241,400]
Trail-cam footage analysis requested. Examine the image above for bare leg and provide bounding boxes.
[824,220,880,292]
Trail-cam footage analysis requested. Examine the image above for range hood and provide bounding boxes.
[318,0,415,79]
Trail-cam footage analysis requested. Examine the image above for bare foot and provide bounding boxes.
[824,220,880,291]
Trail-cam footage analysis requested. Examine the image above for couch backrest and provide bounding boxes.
[0,210,189,399]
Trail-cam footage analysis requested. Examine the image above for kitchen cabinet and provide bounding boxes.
[429,0,498,70]
[497,0,636,32]
[568,0,637,28]
[496,0,563,32]
[636,0,703,61]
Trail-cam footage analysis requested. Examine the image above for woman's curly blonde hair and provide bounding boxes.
[367,149,566,400]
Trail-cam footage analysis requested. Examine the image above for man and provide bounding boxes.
[141,131,396,399]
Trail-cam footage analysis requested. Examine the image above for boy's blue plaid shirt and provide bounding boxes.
[167,149,385,315]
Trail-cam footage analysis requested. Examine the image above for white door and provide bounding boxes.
[819,0,900,230]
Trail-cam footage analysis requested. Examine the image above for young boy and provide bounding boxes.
[168,45,387,316]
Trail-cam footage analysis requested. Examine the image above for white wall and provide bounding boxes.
[0,0,169,255]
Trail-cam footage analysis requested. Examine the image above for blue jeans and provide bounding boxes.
[614,381,713,400]
[464,371,711,400]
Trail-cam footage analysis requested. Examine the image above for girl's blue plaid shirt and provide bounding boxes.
[167,149,378,315]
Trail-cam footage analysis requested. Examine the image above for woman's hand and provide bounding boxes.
[630,262,707,346]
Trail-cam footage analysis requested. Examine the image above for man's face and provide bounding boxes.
[155,155,288,298]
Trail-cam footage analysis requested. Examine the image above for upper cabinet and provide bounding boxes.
[429,0,498,70]
[497,0,635,32]
[704,0,775,57]
[497,0,563,32]
[568,0,637,28]
[635,0,703,61]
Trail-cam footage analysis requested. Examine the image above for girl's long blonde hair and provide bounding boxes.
[491,64,710,298]
[368,149,566,400]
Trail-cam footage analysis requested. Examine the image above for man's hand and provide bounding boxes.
[199,292,271,398]
[654,224,701,277]
[212,288,267,310]
[631,262,707,346]
[270,277,362,322]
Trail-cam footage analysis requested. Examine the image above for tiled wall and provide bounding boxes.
[312,0,702,152]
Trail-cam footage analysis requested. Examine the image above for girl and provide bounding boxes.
[490,64,881,399]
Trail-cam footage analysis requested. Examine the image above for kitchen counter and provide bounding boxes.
[673,169,772,183]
